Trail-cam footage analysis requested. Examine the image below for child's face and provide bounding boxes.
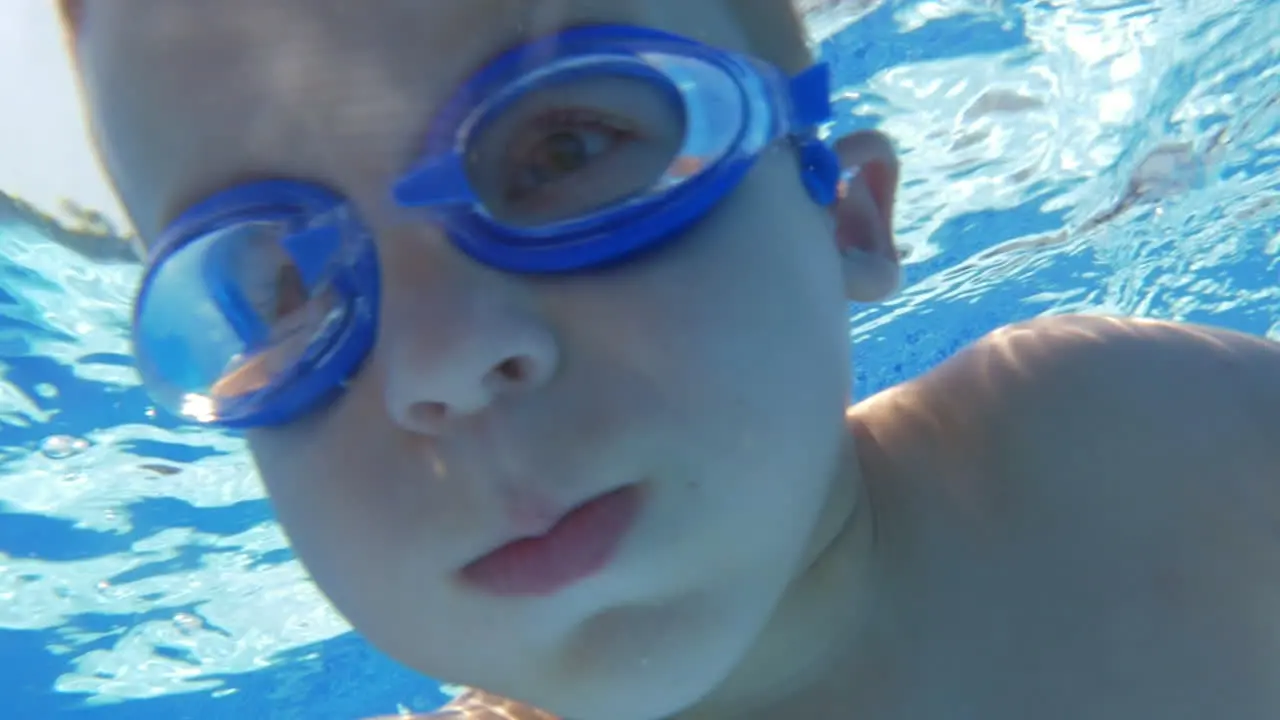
[79,1,872,716]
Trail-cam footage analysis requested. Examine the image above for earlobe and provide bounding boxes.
[829,130,902,302]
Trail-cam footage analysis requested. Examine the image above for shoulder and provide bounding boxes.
[946,315,1273,470]
[861,313,1280,529]
[966,313,1280,400]
[946,314,1280,461]
[852,315,1280,718]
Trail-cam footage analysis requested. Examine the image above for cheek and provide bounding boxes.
[553,157,851,555]
[627,155,849,410]
[248,422,396,583]
[244,401,451,601]
[638,156,852,533]
[245,417,503,677]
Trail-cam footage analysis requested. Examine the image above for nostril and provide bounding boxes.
[400,357,537,431]
[406,400,449,428]
[495,356,531,384]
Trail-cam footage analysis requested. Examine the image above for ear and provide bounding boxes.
[830,130,901,303]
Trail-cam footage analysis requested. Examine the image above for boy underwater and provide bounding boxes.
[59,0,1280,718]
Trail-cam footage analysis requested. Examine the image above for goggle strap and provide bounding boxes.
[798,139,842,207]
[788,63,834,129]
[784,63,841,206]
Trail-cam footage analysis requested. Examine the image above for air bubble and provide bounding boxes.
[174,612,204,634]
[39,435,90,459]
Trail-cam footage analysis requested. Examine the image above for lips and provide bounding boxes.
[460,484,643,597]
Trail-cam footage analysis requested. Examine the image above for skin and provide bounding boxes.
[67,0,1280,718]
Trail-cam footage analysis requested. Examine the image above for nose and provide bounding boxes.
[380,277,560,435]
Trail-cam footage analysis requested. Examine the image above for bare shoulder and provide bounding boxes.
[955,313,1280,405]
[852,315,1280,716]
[863,313,1280,595]
[951,313,1279,463]
[886,313,1280,505]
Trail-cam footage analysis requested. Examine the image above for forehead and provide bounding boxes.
[78,0,749,240]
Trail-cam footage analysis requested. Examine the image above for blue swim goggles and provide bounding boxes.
[131,24,843,428]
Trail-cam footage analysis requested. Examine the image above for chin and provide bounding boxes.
[539,583,764,718]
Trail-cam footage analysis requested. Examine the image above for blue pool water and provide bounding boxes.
[2,0,1278,717]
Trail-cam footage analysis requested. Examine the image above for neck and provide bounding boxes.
[679,417,887,719]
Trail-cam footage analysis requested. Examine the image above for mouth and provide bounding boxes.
[459,484,644,597]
